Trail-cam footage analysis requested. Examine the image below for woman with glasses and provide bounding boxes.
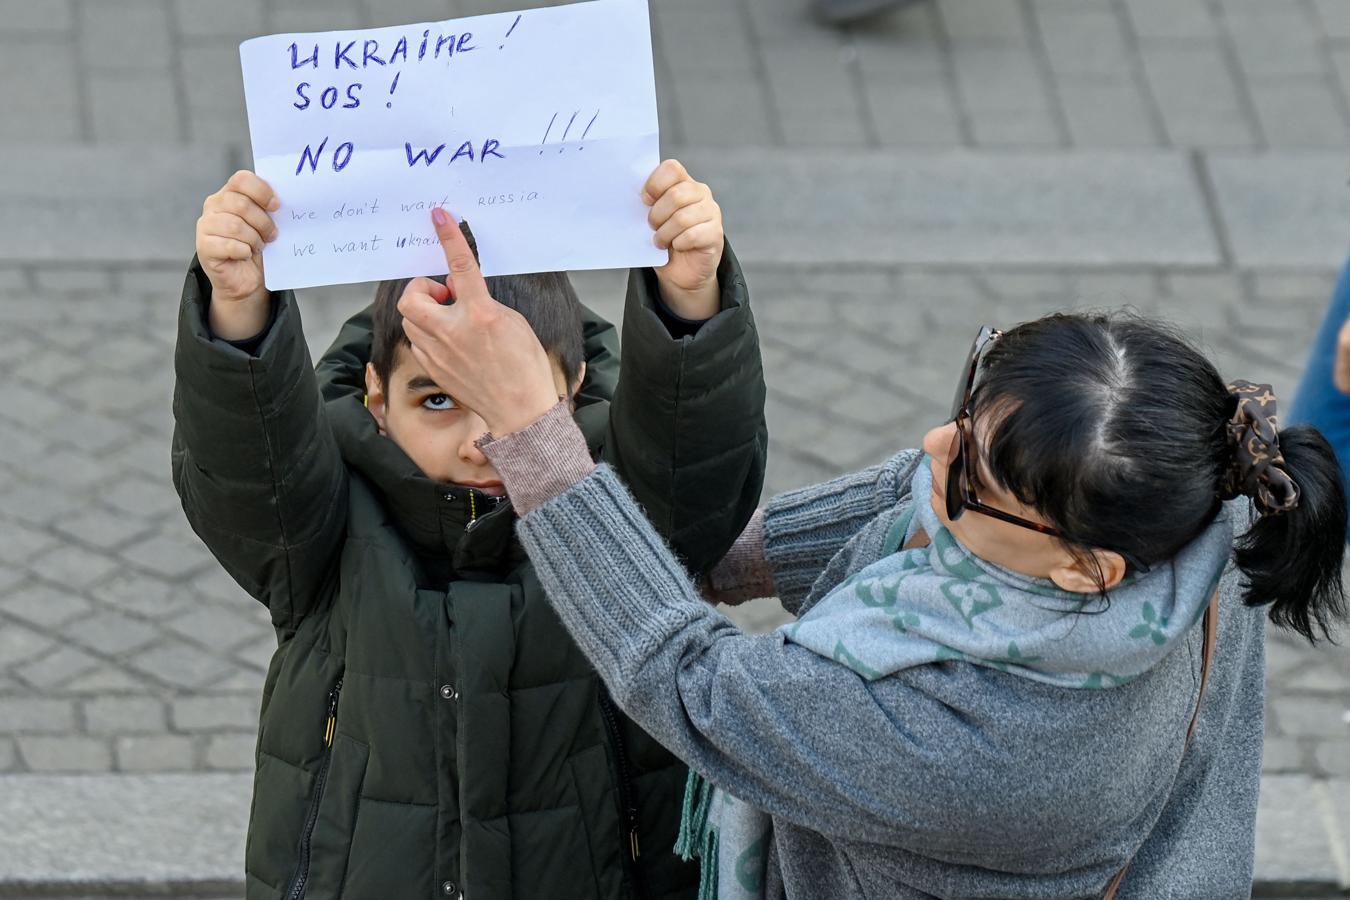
[399,256,1347,900]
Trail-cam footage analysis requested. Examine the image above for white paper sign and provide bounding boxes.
[239,0,666,290]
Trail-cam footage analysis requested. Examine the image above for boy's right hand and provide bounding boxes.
[195,170,280,308]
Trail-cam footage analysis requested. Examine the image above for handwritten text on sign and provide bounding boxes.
[239,0,665,290]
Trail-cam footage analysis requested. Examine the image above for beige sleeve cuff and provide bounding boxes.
[477,400,597,517]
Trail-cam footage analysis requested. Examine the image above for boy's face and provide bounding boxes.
[364,345,582,492]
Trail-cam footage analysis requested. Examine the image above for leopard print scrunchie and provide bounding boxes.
[1219,380,1300,515]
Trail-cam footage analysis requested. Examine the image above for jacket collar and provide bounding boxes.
[319,360,608,578]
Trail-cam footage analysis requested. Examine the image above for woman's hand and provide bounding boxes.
[398,208,559,437]
[644,160,724,321]
[195,170,279,339]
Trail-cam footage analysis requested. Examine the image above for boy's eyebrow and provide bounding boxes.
[404,375,443,393]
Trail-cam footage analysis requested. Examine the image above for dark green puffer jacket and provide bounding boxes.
[170,251,766,900]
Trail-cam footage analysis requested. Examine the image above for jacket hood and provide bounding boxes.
[315,309,610,577]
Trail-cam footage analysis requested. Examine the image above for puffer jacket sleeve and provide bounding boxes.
[603,240,768,577]
[170,257,347,631]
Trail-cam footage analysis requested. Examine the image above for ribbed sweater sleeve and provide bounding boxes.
[513,462,998,847]
[762,449,922,613]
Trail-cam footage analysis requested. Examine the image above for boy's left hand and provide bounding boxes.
[644,160,724,321]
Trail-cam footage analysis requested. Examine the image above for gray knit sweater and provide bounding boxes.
[485,420,1265,899]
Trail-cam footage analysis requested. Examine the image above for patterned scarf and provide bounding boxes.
[676,459,1233,899]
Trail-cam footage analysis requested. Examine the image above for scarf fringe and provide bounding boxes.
[676,769,720,900]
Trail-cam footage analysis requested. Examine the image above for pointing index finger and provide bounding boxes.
[432,207,490,305]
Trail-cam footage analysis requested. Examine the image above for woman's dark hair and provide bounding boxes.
[370,222,585,393]
[973,312,1347,643]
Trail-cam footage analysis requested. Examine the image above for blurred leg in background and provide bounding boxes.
[1290,256,1350,532]
[811,0,927,27]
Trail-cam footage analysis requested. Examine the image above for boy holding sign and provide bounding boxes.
[171,159,765,900]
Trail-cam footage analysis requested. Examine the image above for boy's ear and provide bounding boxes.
[569,361,587,399]
[364,362,389,434]
[1048,549,1126,594]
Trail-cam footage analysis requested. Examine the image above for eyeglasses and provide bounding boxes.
[946,326,1150,574]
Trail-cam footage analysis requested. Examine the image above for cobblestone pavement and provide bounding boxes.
[2,0,1349,152]
[0,0,1346,817]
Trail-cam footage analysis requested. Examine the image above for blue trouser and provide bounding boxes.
[1289,259,1350,526]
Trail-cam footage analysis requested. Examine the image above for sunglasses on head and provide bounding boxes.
[946,326,1150,575]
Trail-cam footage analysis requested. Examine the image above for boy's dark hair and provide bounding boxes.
[370,222,585,394]
[974,312,1347,643]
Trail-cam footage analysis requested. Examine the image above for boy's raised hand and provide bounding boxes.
[399,209,559,437]
[643,160,724,321]
[195,170,280,307]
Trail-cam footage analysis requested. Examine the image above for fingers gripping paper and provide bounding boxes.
[239,0,666,290]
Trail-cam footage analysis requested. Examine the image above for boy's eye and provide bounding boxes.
[422,393,458,411]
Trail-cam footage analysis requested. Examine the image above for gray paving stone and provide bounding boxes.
[1220,5,1324,81]
[0,519,60,569]
[170,695,260,732]
[114,733,196,772]
[0,622,56,671]
[88,572,191,619]
[60,665,155,696]
[1247,78,1350,148]
[0,697,76,733]
[172,0,265,38]
[165,606,266,652]
[119,531,214,581]
[1313,740,1350,777]
[27,544,122,593]
[1033,4,1132,80]
[1274,696,1350,738]
[88,70,183,144]
[865,79,966,147]
[129,643,235,691]
[949,43,1044,103]
[269,6,368,32]
[32,268,106,294]
[1249,270,1339,305]
[1261,737,1304,773]
[78,0,174,70]
[99,476,183,521]
[0,40,82,142]
[52,508,156,554]
[681,149,1218,266]
[232,636,275,674]
[0,737,14,772]
[0,266,29,292]
[64,612,161,658]
[652,5,756,75]
[0,582,93,630]
[1056,80,1160,148]
[1207,153,1350,268]
[82,697,167,735]
[670,76,777,148]
[0,0,74,32]
[1253,775,1343,888]
[972,109,1063,147]
[936,0,1029,42]
[16,735,111,772]
[777,106,870,147]
[0,772,250,885]
[1121,0,1218,40]
[1138,42,1257,148]
[1311,0,1350,39]
[15,646,102,691]
[202,732,255,770]
[178,42,247,116]
[0,145,231,264]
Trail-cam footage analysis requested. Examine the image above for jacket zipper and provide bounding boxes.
[598,687,649,900]
[285,679,343,900]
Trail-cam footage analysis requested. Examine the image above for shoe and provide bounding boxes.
[811,0,926,26]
